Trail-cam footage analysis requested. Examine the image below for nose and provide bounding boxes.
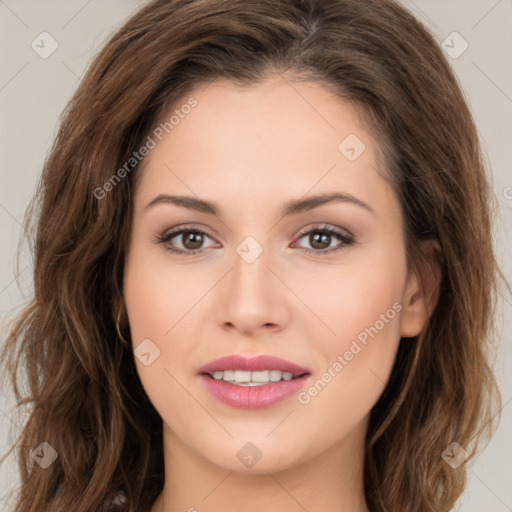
[216,245,291,336]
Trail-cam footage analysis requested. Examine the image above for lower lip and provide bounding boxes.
[200,374,310,409]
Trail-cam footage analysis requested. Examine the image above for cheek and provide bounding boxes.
[294,249,406,421]
[296,246,405,342]
[123,249,195,418]
[308,220,405,336]
[123,244,200,343]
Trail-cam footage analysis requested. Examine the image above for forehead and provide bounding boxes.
[134,76,398,220]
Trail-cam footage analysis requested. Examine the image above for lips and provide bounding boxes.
[198,354,311,376]
[198,354,312,409]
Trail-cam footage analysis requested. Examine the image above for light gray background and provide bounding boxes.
[0,1,510,510]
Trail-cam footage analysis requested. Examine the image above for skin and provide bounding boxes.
[123,74,440,512]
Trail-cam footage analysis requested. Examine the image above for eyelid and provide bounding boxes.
[294,223,354,240]
[159,223,215,239]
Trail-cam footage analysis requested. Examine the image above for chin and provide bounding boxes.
[195,435,311,475]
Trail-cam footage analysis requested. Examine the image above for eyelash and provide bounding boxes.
[155,224,356,256]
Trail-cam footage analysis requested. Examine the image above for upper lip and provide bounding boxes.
[198,355,311,376]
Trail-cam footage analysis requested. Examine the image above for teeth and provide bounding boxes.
[210,369,297,385]
[248,370,268,382]
[222,370,235,381]
[235,370,251,383]
[269,370,282,382]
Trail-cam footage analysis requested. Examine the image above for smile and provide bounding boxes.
[198,354,312,408]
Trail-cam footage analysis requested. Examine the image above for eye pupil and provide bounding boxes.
[183,231,204,250]
[310,232,330,250]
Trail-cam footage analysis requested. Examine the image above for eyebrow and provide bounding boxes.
[144,191,375,217]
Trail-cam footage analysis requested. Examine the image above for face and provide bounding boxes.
[123,75,429,474]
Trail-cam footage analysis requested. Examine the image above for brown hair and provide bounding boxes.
[1,0,505,510]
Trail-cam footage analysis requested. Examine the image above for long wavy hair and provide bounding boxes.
[1,0,505,510]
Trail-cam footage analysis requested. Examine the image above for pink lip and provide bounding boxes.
[198,354,311,375]
[198,355,311,409]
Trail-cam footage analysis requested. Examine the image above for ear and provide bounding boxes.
[400,240,442,338]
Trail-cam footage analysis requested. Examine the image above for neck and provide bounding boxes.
[152,419,370,512]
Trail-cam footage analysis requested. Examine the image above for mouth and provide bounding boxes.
[198,354,312,409]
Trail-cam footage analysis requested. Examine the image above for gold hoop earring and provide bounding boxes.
[116,309,129,346]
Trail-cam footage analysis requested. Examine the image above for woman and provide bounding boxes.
[1,0,504,510]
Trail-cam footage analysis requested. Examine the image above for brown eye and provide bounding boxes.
[293,226,355,255]
[157,227,217,254]
[308,231,332,250]
[179,231,205,250]
[156,224,355,256]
